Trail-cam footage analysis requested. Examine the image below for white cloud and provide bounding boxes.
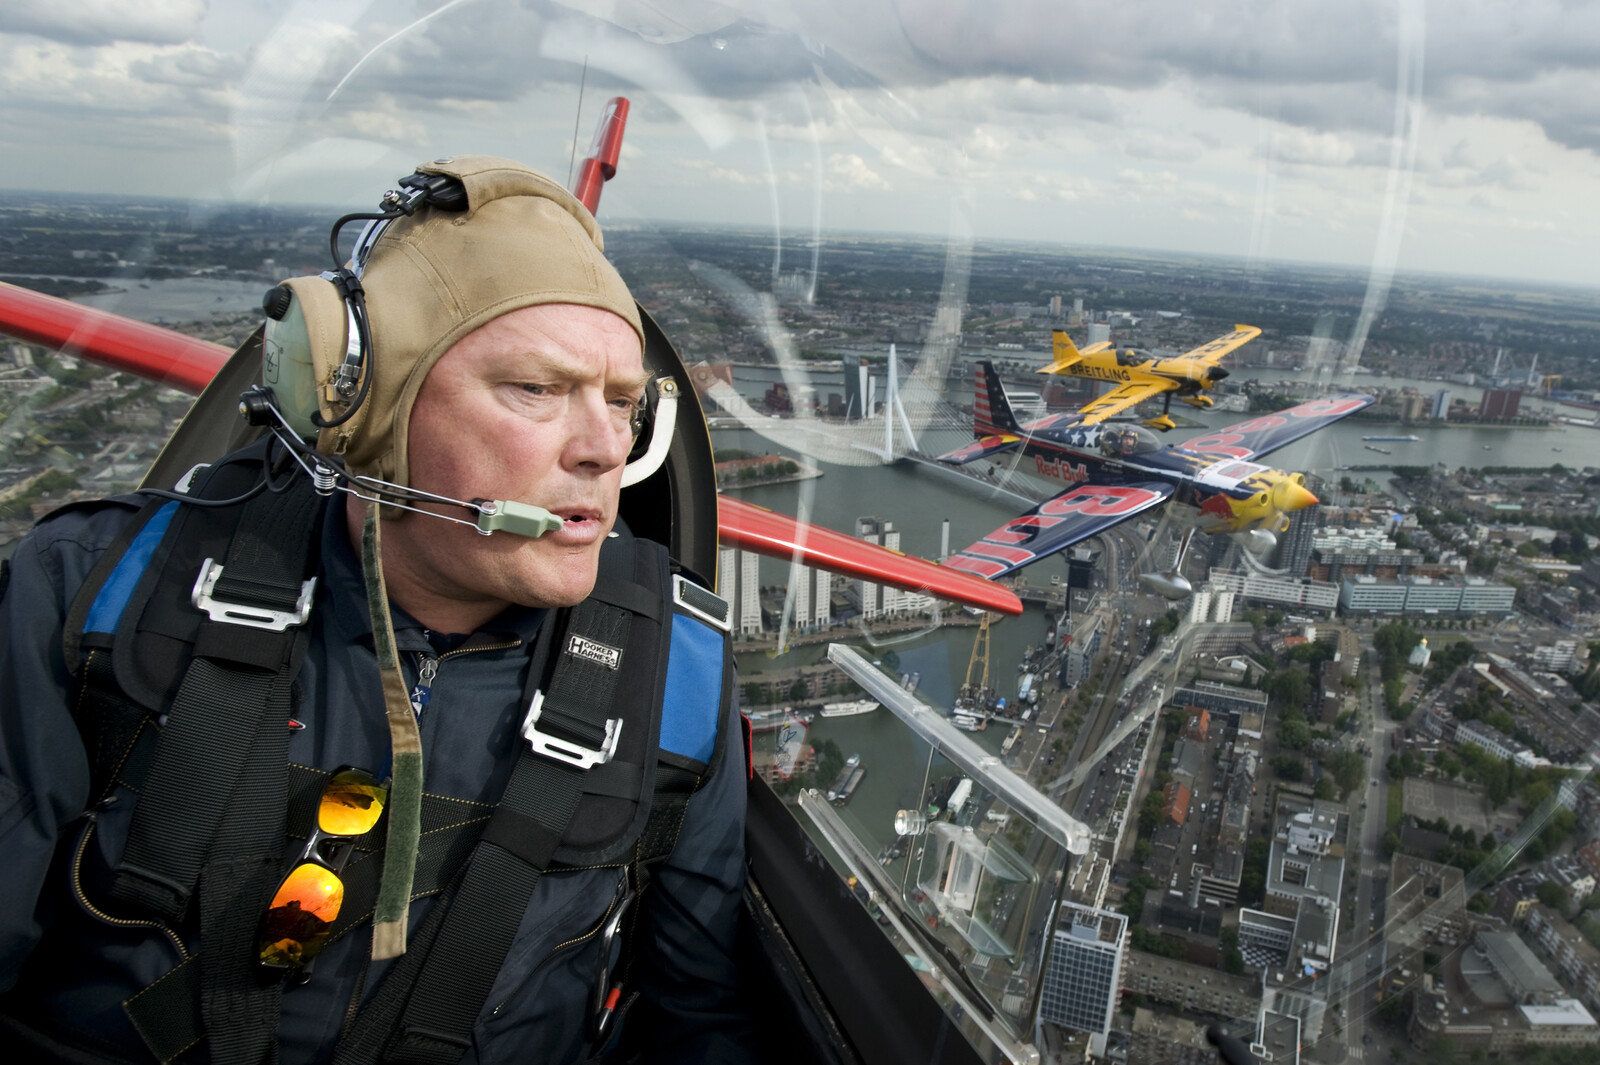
[1,0,1599,286]
[1267,129,1357,166]
[0,0,207,46]
[1125,137,1202,164]
[827,152,890,190]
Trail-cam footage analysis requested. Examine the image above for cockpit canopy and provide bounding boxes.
[1099,424,1162,458]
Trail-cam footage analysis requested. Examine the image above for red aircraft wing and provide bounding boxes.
[1179,392,1375,463]
[945,479,1173,581]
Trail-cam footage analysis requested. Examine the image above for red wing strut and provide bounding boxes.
[720,497,1023,615]
[945,480,1174,581]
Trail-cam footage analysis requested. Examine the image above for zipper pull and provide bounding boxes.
[410,653,439,719]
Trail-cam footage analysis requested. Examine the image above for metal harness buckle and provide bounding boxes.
[190,557,318,632]
[521,691,622,770]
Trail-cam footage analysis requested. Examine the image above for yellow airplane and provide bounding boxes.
[1038,324,1260,431]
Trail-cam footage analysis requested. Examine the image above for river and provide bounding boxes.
[65,276,270,323]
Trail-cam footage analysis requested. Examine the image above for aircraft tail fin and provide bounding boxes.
[1039,330,1086,374]
[973,360,1021,436]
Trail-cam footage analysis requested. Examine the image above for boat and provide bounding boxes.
[950,712,987,732]
[826,754,866,803]
[1363,444,1390,455]
[1362,434,1418,442]
[1483,445,1493,450]
[819,698,879,718]
[745,706,812,731]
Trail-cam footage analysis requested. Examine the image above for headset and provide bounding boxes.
[218,170,682,542]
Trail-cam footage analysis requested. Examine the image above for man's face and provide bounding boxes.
[378,302,648,623]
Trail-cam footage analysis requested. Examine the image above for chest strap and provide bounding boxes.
[334,587,641,1065]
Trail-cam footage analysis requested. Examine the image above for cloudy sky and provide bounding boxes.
[2,0,1598,289]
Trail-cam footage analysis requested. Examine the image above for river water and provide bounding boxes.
[69,277,270,323]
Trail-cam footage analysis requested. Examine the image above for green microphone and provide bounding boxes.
[474,500,564,538]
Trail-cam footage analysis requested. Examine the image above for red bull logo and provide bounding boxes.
[1034,455,1089,483]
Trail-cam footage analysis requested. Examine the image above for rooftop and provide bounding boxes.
[1478,931,1565,1002]
[1520,1001,1598,1027]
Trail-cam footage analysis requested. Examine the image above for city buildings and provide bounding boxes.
[740,550,762,635]
[1410,931,1600,1052]
[1120,953,1259,1023]
[1128,1008,1213,1065]
[1479,389,1524,419]
[1338,574,1517,616]
[1208,569,1340,611]
[1455,718,1546,768]
[1038,903,1128,1055]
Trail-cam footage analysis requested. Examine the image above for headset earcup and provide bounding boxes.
[260,276,354,441]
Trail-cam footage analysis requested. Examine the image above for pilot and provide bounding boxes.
[0,158,753,1064]
[1102,426,1137,457]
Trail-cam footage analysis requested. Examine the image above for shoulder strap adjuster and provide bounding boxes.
[672,573,731,632]
[522,690,623,770]
[190,557,318,632]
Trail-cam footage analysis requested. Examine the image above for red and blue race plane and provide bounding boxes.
[939,360,1373,593]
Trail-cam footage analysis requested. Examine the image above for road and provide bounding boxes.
[1322,636,1397,1065]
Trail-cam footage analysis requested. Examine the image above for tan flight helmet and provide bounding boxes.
[149,156,717,577]
[274,155,642,485]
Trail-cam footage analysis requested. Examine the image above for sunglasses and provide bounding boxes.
[257,767,388,971]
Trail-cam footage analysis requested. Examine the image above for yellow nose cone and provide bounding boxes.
[1274,479,1320,512]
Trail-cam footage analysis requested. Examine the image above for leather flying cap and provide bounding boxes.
[319,155,644,486]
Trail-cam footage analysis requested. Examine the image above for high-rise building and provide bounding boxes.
[1212,589,1236,623]
[1038,903,1128,1055]
[1086,322,1110,346]
[1432,388,1451,419]
[719,548,737,608]
[813,570,832,626]
[740,550,762,635]
[841,353,865,420]
[789,559,811,627]
[1049,295,1062,317]
[881,524,901,614]
[856,517,883,619]
[1067,545,1100,590]
[1272,473,1323,577]
[1480,388,1523,419]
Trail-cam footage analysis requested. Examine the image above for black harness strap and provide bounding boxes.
[333,595,634,1065]
[102,480,323,1065]
[109,483,322,924]
[195,679,294,1065]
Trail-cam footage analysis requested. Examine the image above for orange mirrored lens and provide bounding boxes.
[258,862,343,967]
[318,770,386,836]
